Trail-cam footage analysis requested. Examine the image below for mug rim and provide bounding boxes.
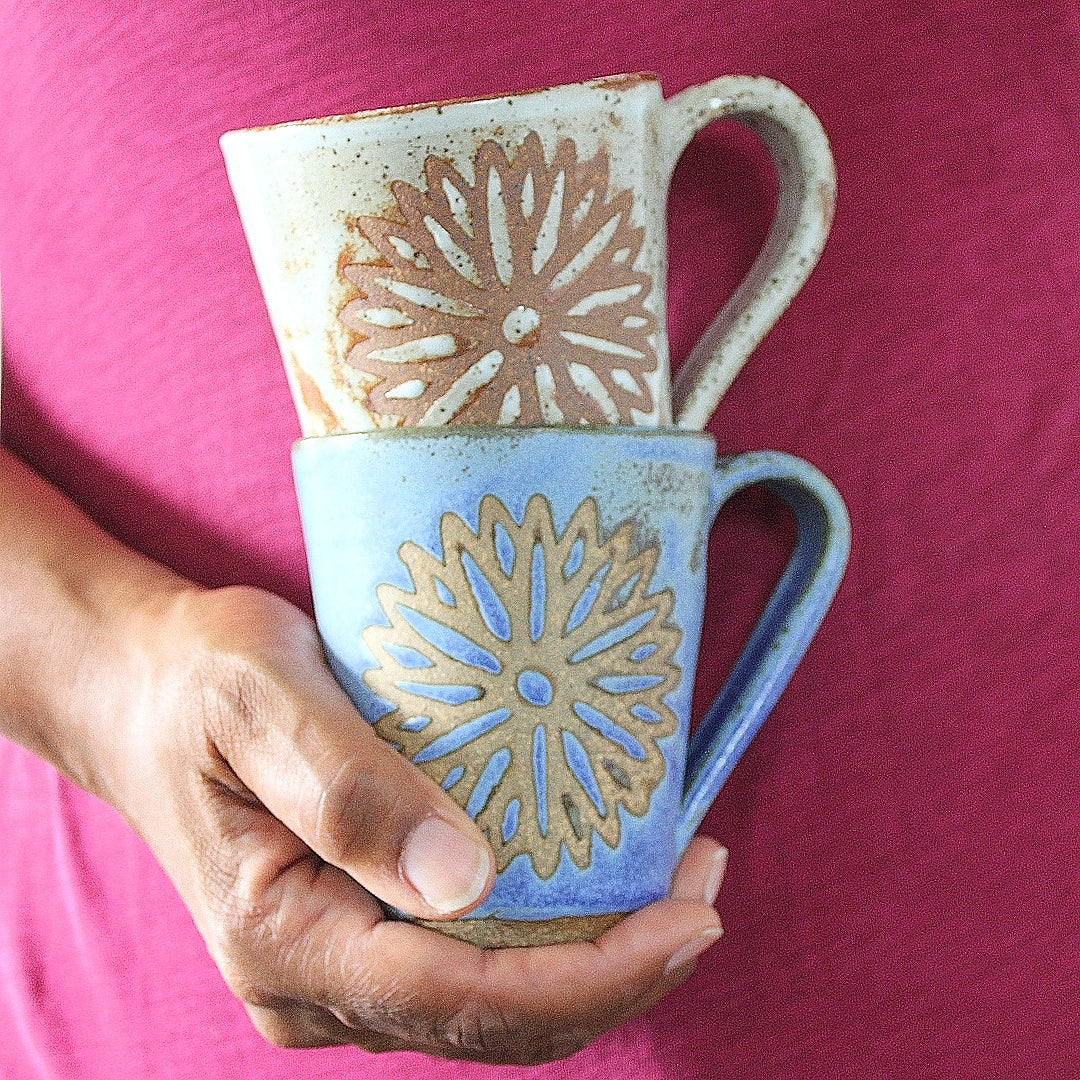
[222,72,659,139]
[291,424,716,452]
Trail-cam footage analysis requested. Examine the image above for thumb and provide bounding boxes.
[205,608,495,920]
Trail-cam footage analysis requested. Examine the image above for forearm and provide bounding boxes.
[0,445,189,796]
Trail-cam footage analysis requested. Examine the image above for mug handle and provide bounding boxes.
[657,76,836,432]
[676,451,850,852]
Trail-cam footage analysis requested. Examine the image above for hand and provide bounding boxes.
[109,584,726,1064]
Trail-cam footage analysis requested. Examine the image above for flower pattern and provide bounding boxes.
[339,132,658,427]
[362,494,681,878]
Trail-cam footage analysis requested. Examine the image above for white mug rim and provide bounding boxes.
[221,72,660,140]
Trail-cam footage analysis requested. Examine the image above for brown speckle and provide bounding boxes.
[293,363,344,434]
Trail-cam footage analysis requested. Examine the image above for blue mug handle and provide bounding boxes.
[676,451,851,851]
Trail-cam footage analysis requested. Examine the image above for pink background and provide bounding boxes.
[2,0,1079,1076]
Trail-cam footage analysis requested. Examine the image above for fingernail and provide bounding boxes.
[704,846,729,907]
[664,926,723,975]
[401,816,492,914]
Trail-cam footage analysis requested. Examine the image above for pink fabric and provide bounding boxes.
[2,0,1080,1076]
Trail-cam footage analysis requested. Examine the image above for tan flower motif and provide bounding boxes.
[362,494,681,878]
[339,132,657,426]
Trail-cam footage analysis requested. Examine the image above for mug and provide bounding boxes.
[292,427,849,946]
[222,73,835,435]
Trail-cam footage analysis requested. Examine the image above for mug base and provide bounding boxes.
[414,911,628,948]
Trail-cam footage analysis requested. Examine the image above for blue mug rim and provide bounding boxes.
[292,424,719,452]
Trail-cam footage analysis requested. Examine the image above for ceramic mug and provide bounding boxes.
[292,427,849,946]
[222,73,835,435]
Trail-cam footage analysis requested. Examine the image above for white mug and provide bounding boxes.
[221,73,834,434]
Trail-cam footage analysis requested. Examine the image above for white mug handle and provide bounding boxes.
[659,76,836,431]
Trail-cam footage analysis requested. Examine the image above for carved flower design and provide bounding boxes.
[339,132,658,426]
[362,494,681,878]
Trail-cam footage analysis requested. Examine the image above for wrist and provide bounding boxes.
[60,572,199,807]
[0,447,194,801]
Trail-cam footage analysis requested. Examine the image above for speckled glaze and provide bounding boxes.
[292,428,850,945]
[222,74,835,435]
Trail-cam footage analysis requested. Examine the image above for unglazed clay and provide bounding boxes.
[362,491,681,879]
[221,74,835,434]
[338,134,658,427]
[292,427,850,945]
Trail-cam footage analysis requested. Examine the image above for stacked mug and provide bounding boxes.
[221,73,849,947]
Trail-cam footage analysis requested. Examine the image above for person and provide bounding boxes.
[0,1,727,1072]
[29,2,1077,1077]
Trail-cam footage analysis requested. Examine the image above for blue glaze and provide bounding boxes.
[517,669,553,707]
[591,672,667,694]
[501,798,520,842]
[466,748,511,819]
[398,605,501,673]
[568,607,658,664]
[562,730,605,815]
[629,702,664,724]
[394,681,481,706]
[411,707,511,763]
[565,562,610,633]
[529,544,545,642]
[382,642,434,669]
[494,522,516,577]
[532,723,548,837]
[611,572,642,608]
[573,700,648,760]
[461,552,511,641]
[293,427,850,925]
[433,577,456,607]
[441,765,465,790]
[563,537,584,578]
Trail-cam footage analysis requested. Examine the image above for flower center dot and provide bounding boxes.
[502,306,541,345]
[517,669,553,707]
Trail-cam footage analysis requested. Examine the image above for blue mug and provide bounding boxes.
[292,427,849,946]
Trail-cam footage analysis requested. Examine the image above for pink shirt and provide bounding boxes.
[3,1,1080,1076]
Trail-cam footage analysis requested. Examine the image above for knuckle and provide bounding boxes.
[160,585,316,743]
[247,1007,312,1049]
[311,761,366,865]
[439,999,520,1059]
[310,759,402,868]
[194,585,307,651]
[330,953,423,1034]
[184,643,297,767]
[198,643,278,740]
[217,953,277,1011]
[202,891,282,1010]
[435,999,592,1064]
[211,934,275,1009]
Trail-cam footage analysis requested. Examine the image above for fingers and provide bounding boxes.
[247,836,724,1063]
[333,894,721,1063]
[191,781,408,1052]
[614,836,728,1015]
[195,753,728,1063]
[147,588,732,1062]
[184,587,495,920]
[670,835,728,907]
